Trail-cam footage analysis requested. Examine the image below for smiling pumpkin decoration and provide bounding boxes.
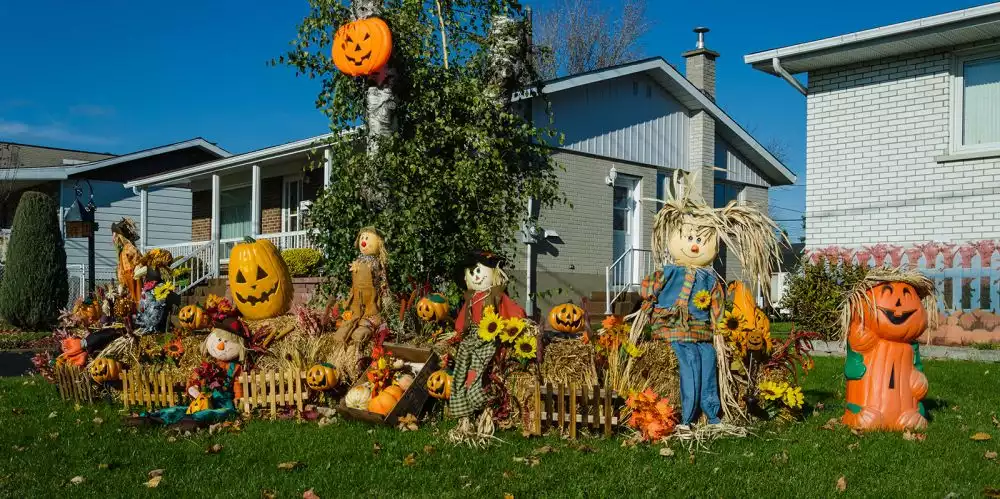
[548,303,585,334]
[228,237,293,320]
[416,293,450,323]
[177,304,209,330]
[89,357,122,383]
[842,270,935,431]
[306,363,339,392]
[332,17,392,77]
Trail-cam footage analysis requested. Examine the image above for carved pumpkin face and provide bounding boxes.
[177,304,208,330]
[667,220,718,267]
[89,357,122,383]
[426,370,452,400]
[228,238,293,320]
[465,263,497,292]
[549,303,585,333]
[306,363,339,391]
[416,293,449,323]
[863,282,928,342]
[186,393,211,414]
[745,328,767,352]
[332,17,392,77]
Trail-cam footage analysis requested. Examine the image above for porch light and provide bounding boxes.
[64,181,98,296]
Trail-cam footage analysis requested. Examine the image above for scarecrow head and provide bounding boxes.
[463,251,508,293]
[666,216,720,267]
[111,218,138,248]
[356,227,387,260]
[201,326,247,363]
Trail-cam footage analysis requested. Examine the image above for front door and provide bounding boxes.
[282,176,303,233]
[612,175,640,286]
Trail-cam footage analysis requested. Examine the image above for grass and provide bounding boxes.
[2,357,999,497]
[0,331,51,350]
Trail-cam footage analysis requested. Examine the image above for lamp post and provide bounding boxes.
[64,182,97,296]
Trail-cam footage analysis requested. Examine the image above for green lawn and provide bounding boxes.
[2,357,999,498]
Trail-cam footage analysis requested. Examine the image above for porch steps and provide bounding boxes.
[587,291,642,318]
[179,278,228,307]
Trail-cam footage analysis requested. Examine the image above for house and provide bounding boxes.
[124,28,795,317]
[744,3,1000,343]
[0,139,230,301]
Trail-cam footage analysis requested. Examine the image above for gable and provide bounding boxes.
[715,136,771,187]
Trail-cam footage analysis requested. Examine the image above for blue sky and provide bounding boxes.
[0,1,990,239]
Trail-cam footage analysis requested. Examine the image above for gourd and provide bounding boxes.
[548,303,585,333]
[332,17,393,77]
[227,237,293,320]
[345,384,372,410]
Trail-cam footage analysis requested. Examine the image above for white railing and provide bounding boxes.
[605,248,654,315]
[172,241,217,295]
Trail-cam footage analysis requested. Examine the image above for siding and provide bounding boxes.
[806,47,1000,248]
[532,73,689,169]
[715,136,770,187]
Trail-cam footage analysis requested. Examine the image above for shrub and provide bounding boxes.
[282,248,323,277]
[779,258,869,341]
[0,192,69,329]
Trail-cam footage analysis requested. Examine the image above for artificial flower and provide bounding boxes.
[499,317,527,343]
[341,310,354,322]
[624,342,643,358]
[142,280,156,292]
[216,298,234,315]
[514,334,537,359]
[692,290,712,310]
[783,386,804,409]
[477,306,504,342]
[142,343,163,360]
[205,294,222,310]
[717,310,747,337]
[163,339,184,359]
[601,315,623,330]
[153,281,175,301]
[626,388,677,441]
[758,380,786,401]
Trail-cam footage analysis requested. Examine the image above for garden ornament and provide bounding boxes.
[227,237,293,320]
[333,227,390,345]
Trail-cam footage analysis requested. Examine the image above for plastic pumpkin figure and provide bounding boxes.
[333,227,390,345]
[842,271,934,431]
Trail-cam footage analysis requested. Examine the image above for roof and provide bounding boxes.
[515,57,797,186]
[6,138,230,182]
[124,133,335,189]
[744,2,1000,75]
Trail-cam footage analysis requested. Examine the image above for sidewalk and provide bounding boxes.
[810,341,1000,363]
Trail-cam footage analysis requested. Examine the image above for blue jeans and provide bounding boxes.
[671,341,721,425]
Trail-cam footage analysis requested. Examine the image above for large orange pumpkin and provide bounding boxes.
[228,237,293,320]
[548,303,585,333]
[332,17,392,77]
[367,385,402,416]
[416,293,449,323]
[843,281,931,431]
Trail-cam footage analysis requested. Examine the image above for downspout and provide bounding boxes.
[771,57,808,96]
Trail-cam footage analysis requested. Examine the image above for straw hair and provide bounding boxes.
[839,267,937,343]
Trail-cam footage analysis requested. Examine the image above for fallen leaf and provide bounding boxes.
[821,418,840,431]
[986,451,998,460]
[513,456,540,467]
[743,452,754,458]
[902,430,926,442]
[772,450,789,464]
[303,488,320,499]
[836,476,847,493]
[815,402,826,411]
[70,476,85,485]
[532,445,557,455]
[277,461,303,471]
[403,453,417,467]
[423,445,435,455]
[502,471,514,479]
[397,414,419,432]
[573,444,596,453]
[944,493,959,499]
[993,413,1000,429]
[659,447,675,457]
[952,405,961,411]
[504,494,514,499]
[12,446,26,452]
[372,442,381,455]
[849,427,863,437]
[148,469,164,478]
[847,442,859,451]
[205,444,224,454]
[166,436,177,443]
[985,487,1000,499]
[688,453,695,464]
[972,432,993,442]
[261,489,277,499]
[97,463,110,470]
[144,476,162,488]
[11,408,24,415]
[48,432,59,440]
[92,417,104,425]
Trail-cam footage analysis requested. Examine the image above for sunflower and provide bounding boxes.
[783,386,804,409]
[717,310,747,338]
[692,290,712,310]
[758,380,786,401]
[142,343,163,360]
[153,281,175,301]
[499,316,527,343]
[163,339,184,359]
[514,334,537,359]
[477,306,504,342]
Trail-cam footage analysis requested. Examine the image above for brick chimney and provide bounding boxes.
[682,27,719,100]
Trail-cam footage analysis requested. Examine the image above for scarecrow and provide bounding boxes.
[637,170,782,430]
[111,218,142,306]
[333,227,391,345]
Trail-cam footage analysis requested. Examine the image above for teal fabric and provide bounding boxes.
[141,362,239,425]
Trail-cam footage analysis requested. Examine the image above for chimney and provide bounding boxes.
[682,27,719,100]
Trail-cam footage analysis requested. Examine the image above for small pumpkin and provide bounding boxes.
[88,357,122,383]
[426,370,452,400]
[367,386,402,416]
[345,384,371,410]
[186,393,211,414]
[306,363,339,391]
[332,17,392,77]
[416,293,450,323]
[73,299,101,326]
[177,304,209,330]
[548,302,585,333]
[228,237,294,320]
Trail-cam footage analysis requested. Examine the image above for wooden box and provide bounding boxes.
[336,343,440,426]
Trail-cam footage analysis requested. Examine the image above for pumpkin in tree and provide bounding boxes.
[89,357,122,383]
[548,303,585,333]
[332,17,392,77]
[227,237,293,320]
[177,304,209,330]
[843,272,933,431]
[416,293,449,323]
[306,363,339,391]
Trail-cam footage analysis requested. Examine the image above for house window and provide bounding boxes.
[714,182,743,208]
[953,51,1000,152]
[282,176,304,232]
[220,186,252,240]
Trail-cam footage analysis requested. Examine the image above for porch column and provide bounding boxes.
[57,180,65,237]
[251,164,261,236]
[323,147,332,187]
[139,187,148,253]
[211,174,221,275]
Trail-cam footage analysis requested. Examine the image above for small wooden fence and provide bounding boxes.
[527,382,624,439]
[54,363,94,404]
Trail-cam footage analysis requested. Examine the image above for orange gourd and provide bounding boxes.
[332,17,392,77]
[729,281,771,352]
[843,281,930,431]
[548,303,585,333]
[367,385,402,416]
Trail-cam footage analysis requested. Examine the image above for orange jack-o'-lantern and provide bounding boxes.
[548,303,585,333]
[178,304,209,330]
[416,293,449,323]
[228,237,293,320]
[306,363,339,392]
[88,357,122,383]
[861,282,928,343]
[332,17,392,77]
[426,370,452,400]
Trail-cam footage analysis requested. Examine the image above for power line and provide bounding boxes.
[770,205,804,214]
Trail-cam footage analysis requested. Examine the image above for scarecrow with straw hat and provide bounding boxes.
[636,170,783,432]
[111,218,142,306]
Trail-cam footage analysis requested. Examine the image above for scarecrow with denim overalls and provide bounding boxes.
[639,170,783,430]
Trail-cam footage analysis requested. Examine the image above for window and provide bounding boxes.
[952,51,1000,152]
[714,182,743,208]
[220,186,252,240]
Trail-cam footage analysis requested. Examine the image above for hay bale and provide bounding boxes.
[539,338,598,388]
[628,341,681,403]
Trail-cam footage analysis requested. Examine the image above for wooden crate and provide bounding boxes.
[54,363,94,404]
[527,382,624,439]
[121,368,185,410]
[236,369,310,419]
[336,343,440,426]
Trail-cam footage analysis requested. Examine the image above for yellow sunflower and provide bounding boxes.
[758,380,786,401]
[153,281,175,301]
[717,310,747,337]
[514,334,538,359]
[783,386,804,409]
[692,290,712,310]
[478,306,504,342]
[499,316,527,343]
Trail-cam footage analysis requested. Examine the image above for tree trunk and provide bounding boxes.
[485,16,527,109]
[353,0,394,208]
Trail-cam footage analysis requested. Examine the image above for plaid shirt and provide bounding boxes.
[641,265,723,343]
